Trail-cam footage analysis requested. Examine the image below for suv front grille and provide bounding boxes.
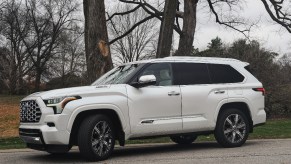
[20,100,42,123]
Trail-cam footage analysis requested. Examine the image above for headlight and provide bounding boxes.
[43,96,81,114]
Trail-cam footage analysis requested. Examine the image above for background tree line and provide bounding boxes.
[191,37,291,116]
[0,0,291,116]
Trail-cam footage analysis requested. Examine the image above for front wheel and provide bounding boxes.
[214,109,250,148]
[170,135,197,145]
[78,115,115,161]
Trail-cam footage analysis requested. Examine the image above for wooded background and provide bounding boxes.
[0,0,291,116]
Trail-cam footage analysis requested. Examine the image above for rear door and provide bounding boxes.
[173,62,228,132]
[207,64,245,99]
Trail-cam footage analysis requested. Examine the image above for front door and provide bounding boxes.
[126,63,182,137]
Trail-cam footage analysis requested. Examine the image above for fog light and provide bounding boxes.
[47,122,55,127]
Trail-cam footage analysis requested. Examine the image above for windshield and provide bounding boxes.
[91,64,139,85]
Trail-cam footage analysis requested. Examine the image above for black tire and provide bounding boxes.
[170,135,197,144]
[78,115,115,161]
[214,108,250,148]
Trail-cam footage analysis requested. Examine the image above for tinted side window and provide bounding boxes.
[139,63,173,86]
[208,64,244,83]
[173,63,211,85]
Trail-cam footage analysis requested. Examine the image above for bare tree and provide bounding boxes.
[156,0,178,58]
[107,5,159,65]
[83,0,113,84]
[47,25,86,86]
[261,0,291,33]
[175,0,198,56]
[114,0,291,57]
[0,0,32,94]
[19,0,79,91]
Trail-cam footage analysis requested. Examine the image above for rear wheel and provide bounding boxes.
[78,115,115,161]
[170,135,197,144]
[214,109,250,147]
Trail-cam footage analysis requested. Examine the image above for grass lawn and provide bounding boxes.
[0,94,291,149]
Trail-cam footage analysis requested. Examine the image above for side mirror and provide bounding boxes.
[131,75,156,88]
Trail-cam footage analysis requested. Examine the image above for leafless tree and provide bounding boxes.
[19,0,79,91]
[156,0,178,58]
[261,0,291,33]
[0,0,80,93]
[0,0,32,94]
[113,0,291,57]
[83,0,113,84]
[47,24,86,85]
[107,5,159,65]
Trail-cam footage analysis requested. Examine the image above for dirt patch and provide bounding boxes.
[0,95,24,138]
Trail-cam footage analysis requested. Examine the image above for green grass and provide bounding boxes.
[249,119,291,139]
[0,137,26,149]
[1,119,290,150]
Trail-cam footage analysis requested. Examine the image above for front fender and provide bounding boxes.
[66,103,128,133]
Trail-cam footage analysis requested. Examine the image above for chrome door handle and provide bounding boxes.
[214,90,225,94]
[168,91,180,96]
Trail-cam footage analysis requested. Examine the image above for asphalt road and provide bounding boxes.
[0,139,291,164]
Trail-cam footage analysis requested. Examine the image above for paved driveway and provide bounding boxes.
[0,139,290,163]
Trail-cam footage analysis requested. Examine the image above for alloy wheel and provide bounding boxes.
[223,114,246,143]
[91,121,113,157]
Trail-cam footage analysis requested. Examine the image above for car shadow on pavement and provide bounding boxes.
[23,141,256,163]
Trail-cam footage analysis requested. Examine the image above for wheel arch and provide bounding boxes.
[68,107,127,146]
[216,102,253,133]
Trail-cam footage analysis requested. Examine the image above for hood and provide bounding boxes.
[26,85,115,100]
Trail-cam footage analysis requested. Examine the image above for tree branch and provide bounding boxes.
[107,4,142,21]
[109,15,155,45]
[207,0,252,38]
[118,0,183,35]
[260,0,291,33]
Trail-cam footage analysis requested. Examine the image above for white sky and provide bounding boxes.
[190,0,291,54]
[1,0,290,55]
[103,0,291,54]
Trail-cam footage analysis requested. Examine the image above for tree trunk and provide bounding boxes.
[156,0,178,58]
[176,0,198,56]
[34,68,42,92]
[17,72,24,94]
[9,66,17,95]
[84,0,113,84]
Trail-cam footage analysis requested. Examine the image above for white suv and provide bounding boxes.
[19,57,266,161]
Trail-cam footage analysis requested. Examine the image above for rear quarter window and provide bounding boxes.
[208,64,244,84]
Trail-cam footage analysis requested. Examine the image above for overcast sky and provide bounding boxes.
[104,0,291,54]
[190,0,291,55]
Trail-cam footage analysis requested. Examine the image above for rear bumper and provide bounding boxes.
[253,108,266,126]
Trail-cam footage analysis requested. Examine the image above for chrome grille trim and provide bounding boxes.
[20,100,42,123]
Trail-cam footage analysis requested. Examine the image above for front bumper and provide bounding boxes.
[19,96,71,145]
[19,129,43,144]
[19,125,70,145]
[19,128,71,152]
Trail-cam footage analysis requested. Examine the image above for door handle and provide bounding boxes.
[214,90,225,94]
[168,91,180,96]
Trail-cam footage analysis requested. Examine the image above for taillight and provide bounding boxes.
[252,88,265,96]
